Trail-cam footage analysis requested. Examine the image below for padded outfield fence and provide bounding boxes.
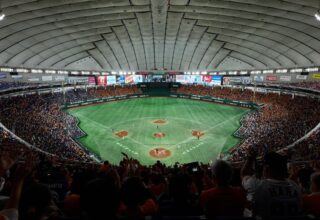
[63,93,259,109]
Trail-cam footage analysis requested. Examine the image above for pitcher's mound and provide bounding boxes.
[115,130,128,138]
[154,132,166,138]
[192,130,205,138]
[150,148,171,159]
[152,119,167,124]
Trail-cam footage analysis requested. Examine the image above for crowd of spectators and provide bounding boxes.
[287,82,320,91]
[0,82,28,91]
[0,85,142,161]
[176,85,320,162]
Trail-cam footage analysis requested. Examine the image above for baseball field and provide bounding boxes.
[67,97,249,165]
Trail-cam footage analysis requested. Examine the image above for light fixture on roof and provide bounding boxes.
[0,0,4,21]
[0,13,4,21]
[316,10,320,21]
[315,12,320,21]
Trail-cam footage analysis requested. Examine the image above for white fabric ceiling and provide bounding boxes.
[0,0,320,71]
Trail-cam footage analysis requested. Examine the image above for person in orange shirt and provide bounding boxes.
[200,160,246,219]
[303,172,320,217]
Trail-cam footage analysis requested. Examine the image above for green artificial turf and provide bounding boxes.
[67,97,249,165]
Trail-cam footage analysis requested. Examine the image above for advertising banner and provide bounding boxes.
[118,75,125,84]
[88,76,96,85]
[296,75,308,80]
[266,75,278,81]
[125,75,134,84]
[54,76,65,81]
[97,76,107,86]
[68,77,88,84]
[254,75,264,82]
[28,78,40,82]
[0,72,6,79]
[133,75,143,83]
[212,76,222,85]
[279,76,292,82]
[203,75,212,83]
[176,75,192,84]
[241,77,252,84]
[176,75,185,83]
[42,76,53,81]
[12,75,23,79]
[190,75,202,83]
[223,77,241,85]
[312,73,320,79]
[107,76,116,85]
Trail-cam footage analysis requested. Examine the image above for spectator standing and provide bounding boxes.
[200,160,246,219]
[303,172,320,217]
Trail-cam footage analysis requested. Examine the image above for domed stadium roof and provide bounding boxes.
[0,0,320,72]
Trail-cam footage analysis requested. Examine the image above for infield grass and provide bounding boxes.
[67,97,249,165]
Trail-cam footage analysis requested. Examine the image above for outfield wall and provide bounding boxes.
[64,93,258,109]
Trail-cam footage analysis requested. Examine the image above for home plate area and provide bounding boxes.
[149,148,171,159]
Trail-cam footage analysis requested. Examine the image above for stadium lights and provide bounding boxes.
[81,71,90,75]
[305,67,319,72]
[201,71,207,75]
[290,68,303,73]
[58,70,68,74]
[16,68,29,73]
[45,70,56,74]
[31,69,43,74]
[0,67,13,72]
[315,10,320,21]
[251,70,261,74]
[276,69,288,73]
[0,13,5,21]
[263,70,273,74]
